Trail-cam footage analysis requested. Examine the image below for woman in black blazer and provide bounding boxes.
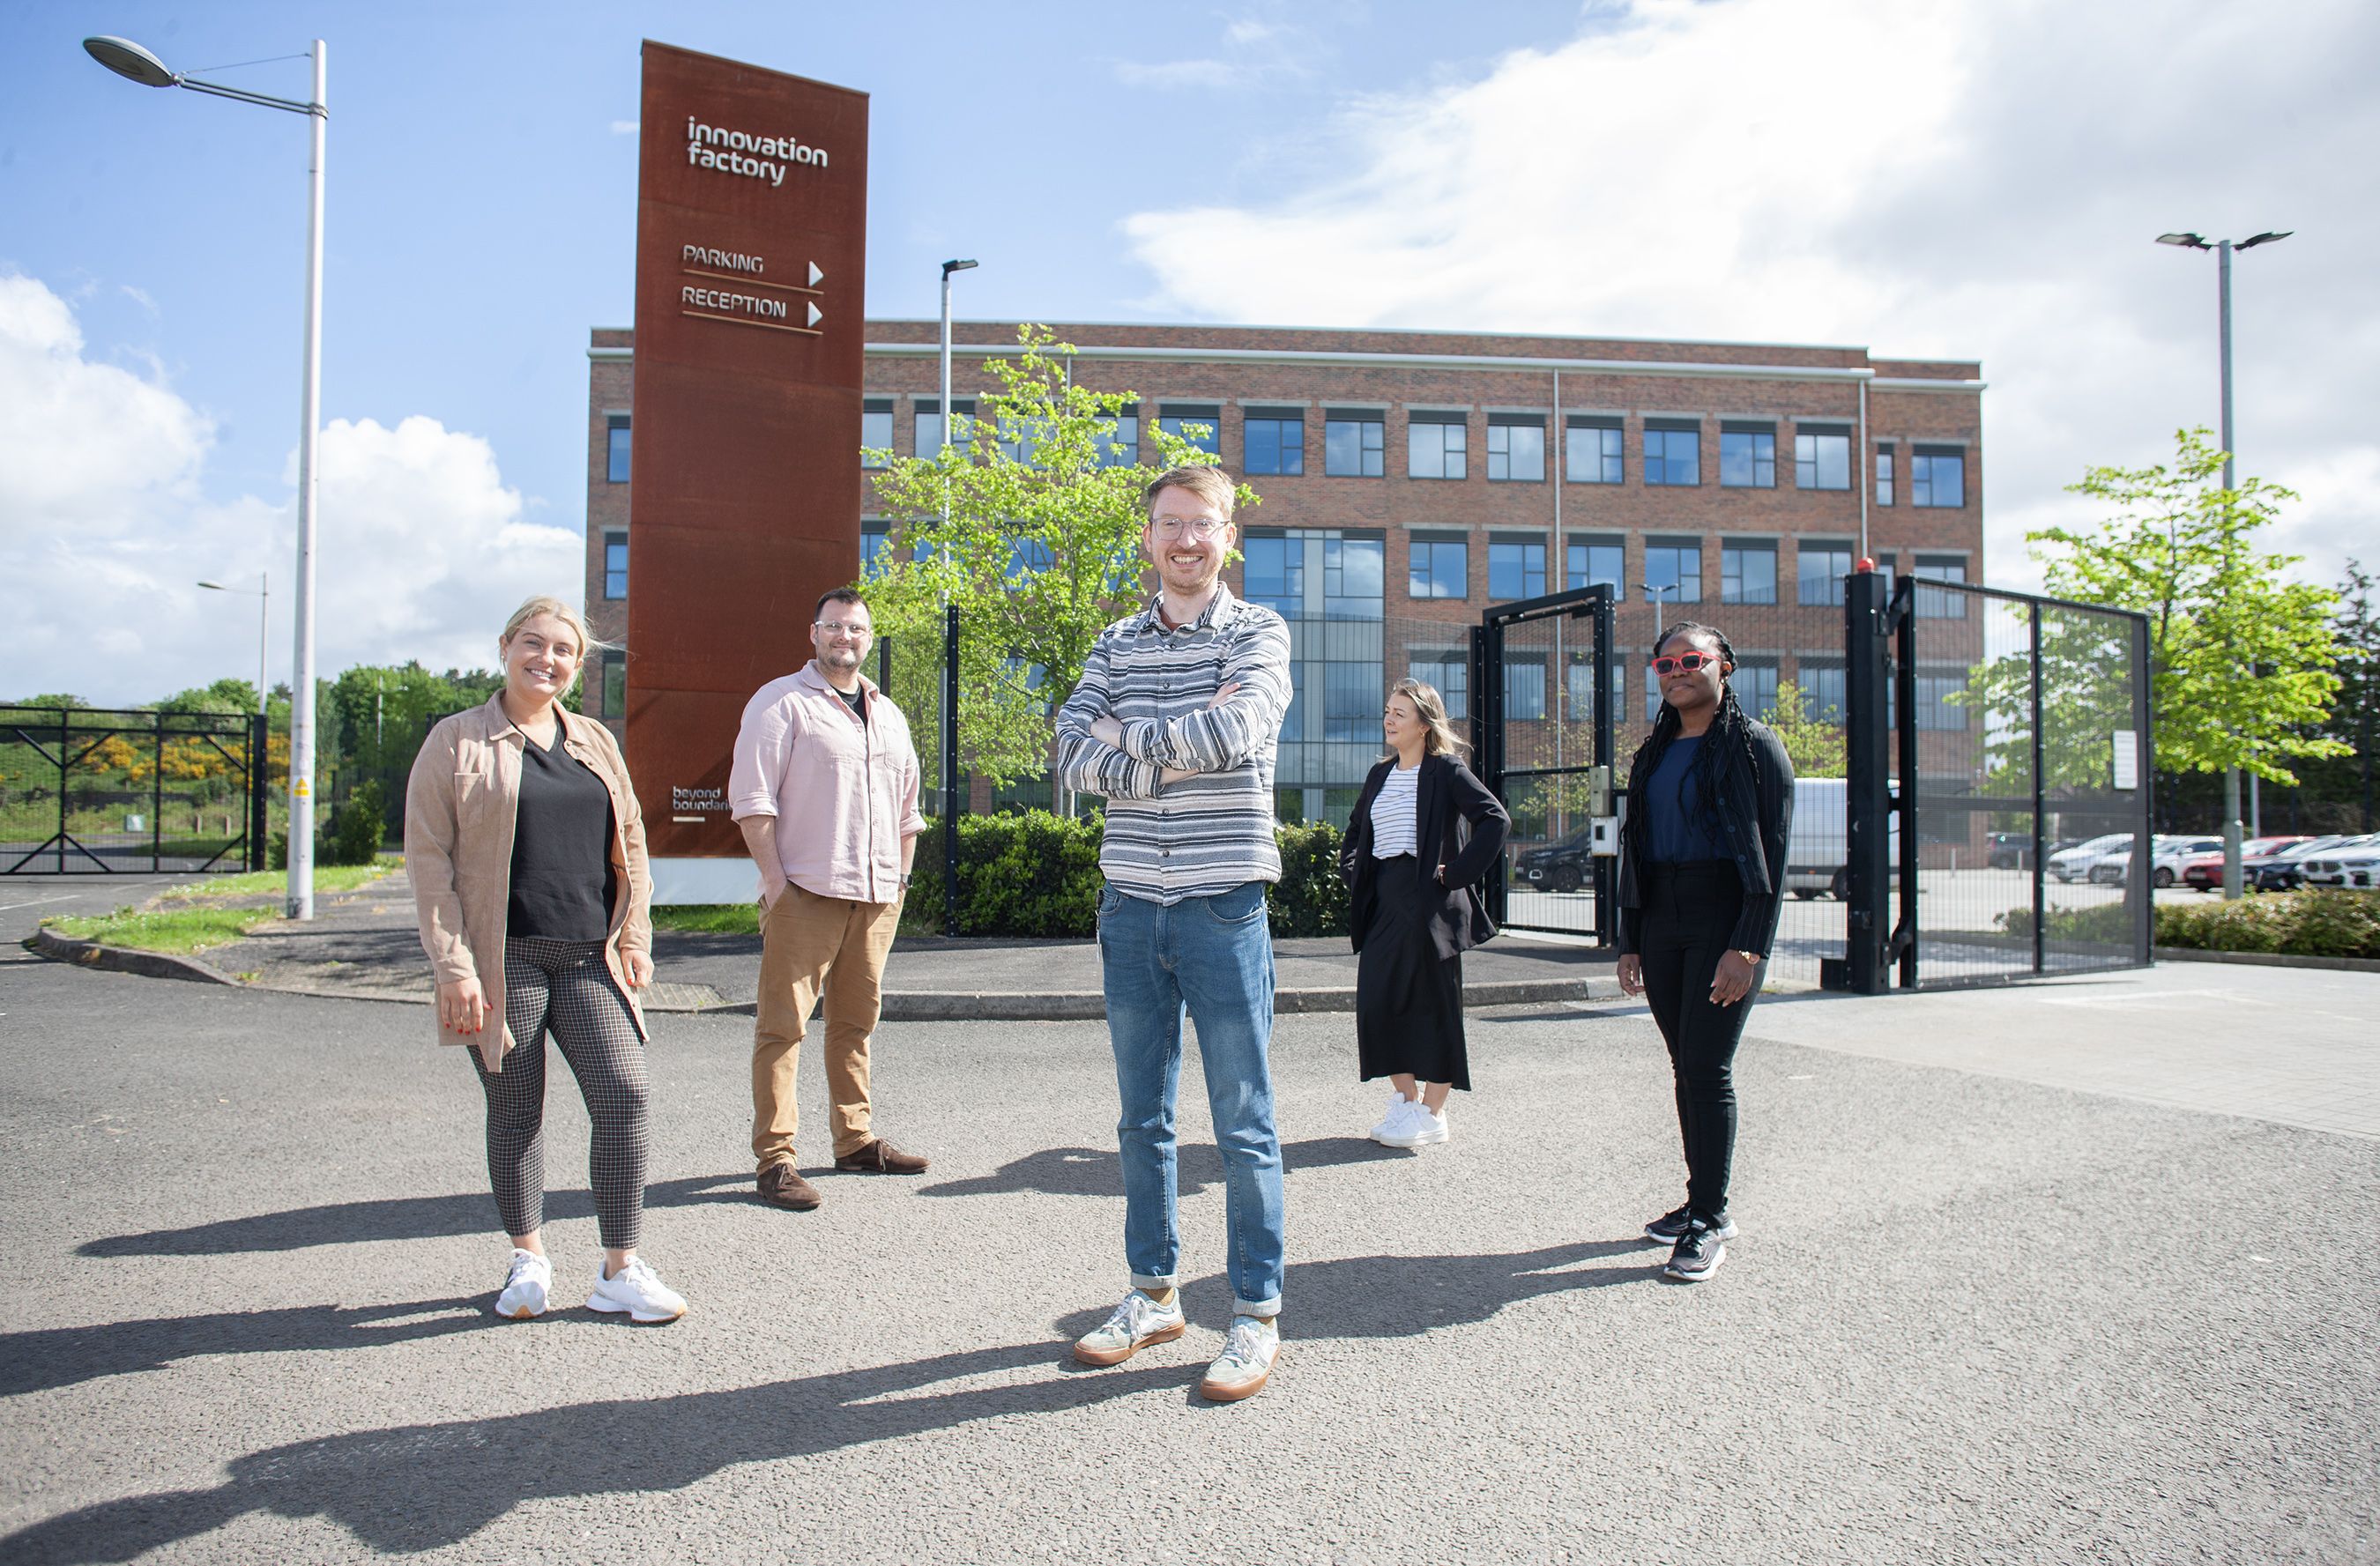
[1338,678,1510,1148]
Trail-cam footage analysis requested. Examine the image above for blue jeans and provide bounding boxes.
[1097,880,1285,1317]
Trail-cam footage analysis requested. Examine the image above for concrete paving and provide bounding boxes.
[3,879,2377,1562]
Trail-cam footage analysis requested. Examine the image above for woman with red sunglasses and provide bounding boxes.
[1615,622,1794,1283]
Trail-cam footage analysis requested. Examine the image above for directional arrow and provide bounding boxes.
[807,301,822,328]
[807,261,824,287]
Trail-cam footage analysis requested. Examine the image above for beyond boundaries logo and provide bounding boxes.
[684,116,827,189]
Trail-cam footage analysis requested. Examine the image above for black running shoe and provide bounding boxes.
[1663,1219,1728,1282]
[1645,1205,1737,1245]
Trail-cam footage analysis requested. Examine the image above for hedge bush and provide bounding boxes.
[901,812,1353,939]
[1999,891,2380,960]
[329,780,387,867]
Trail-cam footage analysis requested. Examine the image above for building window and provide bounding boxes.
[1915,554,1969,620]
[996,412,1048,467]
[1915,673,1972,730]
[1643,422,1700,486]
[1729,657,1780,719]
[1243,408,1305,476]
[1241,534,1303,620]
[1796,659,1846,724]
[861,523,892,578]
[1566,535,1622,592]
[1721,541,1777,605]
[1488,538,1546,601]
[1409,653,1468,720]
[1797,541,1855,606]
[1795,428,1851,490]
[1720,426,1775,488]
[1911,445,1966,508]
[1644,664,1666,722]
[1486,414,1546,482]
[1248,528,1384,622]
[606,415,630,483]
[1504,657,1548,722]
[1642,540,1702,605]
[1566,418,1623,484]
[1565,652,1599,721]
[1157,403,1222,456]
[1409,534,1468,600]
[916,398,975,460]
[860,399,893,468]
[1324,661,1377,741]
[601,650,626,717]
[1097,405,1141,467]
[1407,412,1468,480]
[603,531,628,599]
[1875,444,1895,506]
[1324,535,1385,620]
[1324,410,1386,477]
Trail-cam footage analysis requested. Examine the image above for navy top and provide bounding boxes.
[1646,733,1728,863]
[507,725,619,940]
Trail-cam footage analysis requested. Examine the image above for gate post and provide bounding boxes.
[942,603,961,937]
[248,713,270,873]
[1593,585,1616,946]
[1841,565,1892,994]
[1473,621,1507,931]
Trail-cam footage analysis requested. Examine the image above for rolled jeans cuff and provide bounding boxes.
[1129,1270,1179,1291]
[1234,1293,1283,1318]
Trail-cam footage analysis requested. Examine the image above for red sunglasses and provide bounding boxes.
[1651,651,1723,675]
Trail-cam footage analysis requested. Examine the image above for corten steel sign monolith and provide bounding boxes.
[626,41,868,858]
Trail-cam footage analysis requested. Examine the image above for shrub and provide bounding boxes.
[330,780,387,867]
[1268,820,1350,939]
[1997,891,2380,960]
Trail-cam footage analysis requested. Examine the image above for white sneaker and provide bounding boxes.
[586,1256,687,1324]
[494,1248,551,1319]
[1407,1103,1451,1146]
[1199,1314,1279,1402]
[1367,1092,1417,1145]
[1073,1288,1188,1367]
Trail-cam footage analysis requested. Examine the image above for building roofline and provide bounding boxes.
[864,316,1881,357]
[867,340,1885,384]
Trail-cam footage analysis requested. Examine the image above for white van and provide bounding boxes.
[1782,777,1899,901]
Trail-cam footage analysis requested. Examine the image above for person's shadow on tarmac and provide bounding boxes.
[1,1238,1655,1562]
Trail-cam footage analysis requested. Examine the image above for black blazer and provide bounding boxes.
[1616,717,1796,959]
[1338,752,1512,959]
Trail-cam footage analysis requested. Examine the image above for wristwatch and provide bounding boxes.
[1736,950,1764,965]
[898,873,913,890]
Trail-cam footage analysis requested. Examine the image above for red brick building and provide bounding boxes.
[585,320,1982,823]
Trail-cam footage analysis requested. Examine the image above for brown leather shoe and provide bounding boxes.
[757,1163,822,1210]
[834,1139,930,1174]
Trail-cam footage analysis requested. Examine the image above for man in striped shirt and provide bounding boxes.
[1053,464,1293,1404]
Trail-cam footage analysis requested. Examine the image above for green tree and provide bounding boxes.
[1765,679,1845,778]
[2322,559,2378,829]
[859,324,1260,786]
[2027,427,2345,790]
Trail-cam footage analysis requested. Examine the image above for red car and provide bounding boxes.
[2182,835,2311,891]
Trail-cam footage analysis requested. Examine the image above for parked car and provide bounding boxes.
[2183,835,2311,892]
[2087,835,2183,887]
[2298,840,2380,890]
[2112,835,2223,889]
[1514,827,1593,893]
[2048,833,2136,883]
[1780,777,1900,901]
[1986,832,2034,870]
[2254,834,2378,893]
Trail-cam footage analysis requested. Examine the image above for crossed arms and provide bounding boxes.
[1052,614,1293,800]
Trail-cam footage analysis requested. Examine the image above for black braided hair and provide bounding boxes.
[1629,621,1761,842]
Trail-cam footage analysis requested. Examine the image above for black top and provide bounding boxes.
[1338,752,1512,961]
[1617,719,1796,959]
[507,724,619,941]
[831,681,866,720]
[1645,733,1728,863]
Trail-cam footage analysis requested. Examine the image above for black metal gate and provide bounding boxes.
[1475,586,1616,940]
[1840,572,2153,990]
[1,708,267,875]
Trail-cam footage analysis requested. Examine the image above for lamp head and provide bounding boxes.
[2155,232,2211,249]
[2239,230,2294,249]
[197,580,227,591]
[84,36,178,87]
[941,258,978,276]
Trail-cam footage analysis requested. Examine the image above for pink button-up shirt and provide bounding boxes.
[728,661,926,903]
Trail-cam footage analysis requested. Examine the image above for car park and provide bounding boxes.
[2253,834,2378,893]
[2048,833,2135,883]
[2298,839,2380,890]
[2086,835,2183,887]
[1514,827,1593,893]
[1986,832,2033,870]
[2183,835,2311,892]
[2103,835,2223,889]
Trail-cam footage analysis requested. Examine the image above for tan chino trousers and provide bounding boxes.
[752,882,903,1169]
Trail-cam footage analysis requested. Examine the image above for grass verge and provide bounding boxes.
[155,856,400,903]
[42,907,277,955]
[650,903,761,936]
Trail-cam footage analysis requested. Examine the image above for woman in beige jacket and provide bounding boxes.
[405,595,685,1324]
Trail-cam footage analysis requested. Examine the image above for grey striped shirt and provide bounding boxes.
[1052,584,1293,905]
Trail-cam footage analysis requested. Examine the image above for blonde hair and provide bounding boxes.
[1142,464,1237,521]
[499,595,606,694]
[1387,677,1468,758]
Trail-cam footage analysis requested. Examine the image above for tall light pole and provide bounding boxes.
[2156,228,2291,899]
[89,34,328,919]
[937,259,977,464]
[1643,580,1682,646]
[197,575,269,713]
[936,260,978,926]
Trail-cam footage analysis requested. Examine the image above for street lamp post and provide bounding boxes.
[90,33,327,918]
[2155,228,2292,899]
[936,260,977,934]
[1643,581,1682,646]
[197,575,269,713]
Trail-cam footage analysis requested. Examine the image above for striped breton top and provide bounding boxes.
[1052,583,1294,905]
[1369,764,1421,857]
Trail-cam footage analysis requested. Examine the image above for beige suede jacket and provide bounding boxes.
[404,695,651,1071]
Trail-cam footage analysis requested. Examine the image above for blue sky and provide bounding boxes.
[4,0,2376,701]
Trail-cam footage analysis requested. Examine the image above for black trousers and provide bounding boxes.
[1636,862,1755,1219]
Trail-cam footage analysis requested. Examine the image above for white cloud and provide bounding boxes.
[1119,0,2380,590]
[610,119,639,135]
[0,274,582,705]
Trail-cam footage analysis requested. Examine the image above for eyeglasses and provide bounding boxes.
[1151,516,1228,541]
[815,620,873,638]
[1650,651,1722,675]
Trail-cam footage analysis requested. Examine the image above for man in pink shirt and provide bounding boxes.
[728,588,930,1212]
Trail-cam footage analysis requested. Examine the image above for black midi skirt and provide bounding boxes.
[1355,855,1470,1090]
